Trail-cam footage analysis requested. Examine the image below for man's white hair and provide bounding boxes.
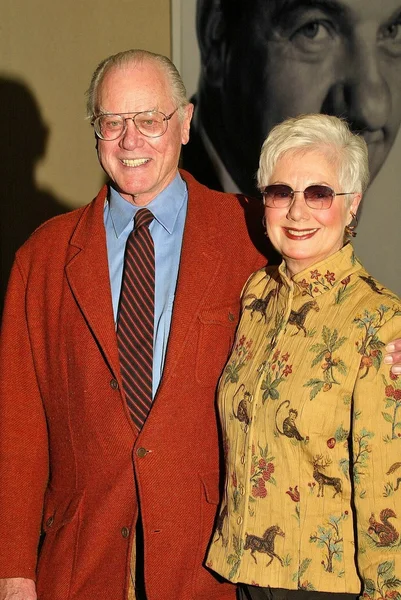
[86,49,189,122]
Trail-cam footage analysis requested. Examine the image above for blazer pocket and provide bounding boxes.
[200,470,220,506]
[41,489,84,533]
[37,489,84,600]
[196,304,239,387]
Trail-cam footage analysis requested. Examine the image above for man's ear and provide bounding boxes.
[196,0,227,87]
[181,103,194,146]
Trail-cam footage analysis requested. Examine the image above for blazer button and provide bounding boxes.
[121,526,130,538]
[110,379,119,390]
[46,516,54,527]
[136,447,148,458]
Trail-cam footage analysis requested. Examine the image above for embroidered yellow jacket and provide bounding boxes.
[207,244,401,597]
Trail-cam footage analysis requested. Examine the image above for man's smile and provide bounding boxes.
[121,158,151,167]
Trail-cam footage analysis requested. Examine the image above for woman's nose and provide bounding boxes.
[286,192,310,220]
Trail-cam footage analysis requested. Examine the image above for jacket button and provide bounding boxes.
[46,516,54,527]
[237,516,243,525]
[136,447,148,458]
[121,526,130,538]
[228,312,235,322]
[110,379,119,390]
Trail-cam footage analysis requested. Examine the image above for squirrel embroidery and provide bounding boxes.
[368,508,399,547]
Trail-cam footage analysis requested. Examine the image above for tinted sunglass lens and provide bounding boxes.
[264,185,293,206]
[264,185,289,197]
[305,185,333,208]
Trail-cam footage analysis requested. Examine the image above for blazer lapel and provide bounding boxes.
[65,186,121,381]
[63,179,224,396]
[160,172,223,385]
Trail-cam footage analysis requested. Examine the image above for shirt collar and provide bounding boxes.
[107,172,187,237]
[277,243,362,299]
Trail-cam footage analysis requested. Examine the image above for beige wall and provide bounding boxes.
[1,0,171,208]
[0,0,171,304]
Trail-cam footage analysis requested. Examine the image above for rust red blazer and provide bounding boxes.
[0,171,266,600]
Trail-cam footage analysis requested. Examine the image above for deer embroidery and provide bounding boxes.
[244,525,285,566]
[312,455,342,498]
[288,300,319,336]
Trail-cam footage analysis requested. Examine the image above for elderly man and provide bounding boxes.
[0,49,267,600]
[0,49,400,600]
[184,0,401,196]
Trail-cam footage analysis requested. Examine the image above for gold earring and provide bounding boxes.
[344,211,358,238]
[262,215,269,237]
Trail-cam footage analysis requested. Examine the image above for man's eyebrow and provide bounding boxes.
[271,0,347,21]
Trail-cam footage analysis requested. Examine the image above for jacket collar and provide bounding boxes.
[65,185,121,380]
[64,174,224,390]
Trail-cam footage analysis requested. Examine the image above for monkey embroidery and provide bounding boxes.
[232,384,251,429]
[359,275,385,295]
[275,400,304,441]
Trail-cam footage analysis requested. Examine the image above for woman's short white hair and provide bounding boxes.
[257,114,370,199]
[86,49,189,122]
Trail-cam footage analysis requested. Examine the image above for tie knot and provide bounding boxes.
[135,208,154,230]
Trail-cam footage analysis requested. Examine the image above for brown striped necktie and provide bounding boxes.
[117,208,155,430]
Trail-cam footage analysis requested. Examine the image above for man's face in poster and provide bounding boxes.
[198,0,401,196]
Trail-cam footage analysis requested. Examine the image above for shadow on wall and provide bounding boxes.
[0,75,69,314]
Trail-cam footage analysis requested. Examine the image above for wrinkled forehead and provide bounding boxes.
[99,61,168,92]
[96,62,172,111]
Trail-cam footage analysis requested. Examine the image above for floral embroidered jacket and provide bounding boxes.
[207,244,401,598]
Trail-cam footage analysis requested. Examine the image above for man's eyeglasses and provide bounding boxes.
[261,184,355,210]
[92,108,179,140]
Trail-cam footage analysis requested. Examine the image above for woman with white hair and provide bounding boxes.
[207,114,401,600]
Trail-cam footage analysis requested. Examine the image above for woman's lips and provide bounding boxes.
[284,227,318,240]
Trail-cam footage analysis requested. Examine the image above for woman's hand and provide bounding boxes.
[385,339,401,374]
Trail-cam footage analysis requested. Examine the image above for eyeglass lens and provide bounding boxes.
[95,111,167,139]
[263,184,334,209]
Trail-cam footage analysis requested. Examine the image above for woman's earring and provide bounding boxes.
[262,215,269,237]
[344,211,358,238]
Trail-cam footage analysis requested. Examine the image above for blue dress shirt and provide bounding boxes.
[104,173,188,398]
